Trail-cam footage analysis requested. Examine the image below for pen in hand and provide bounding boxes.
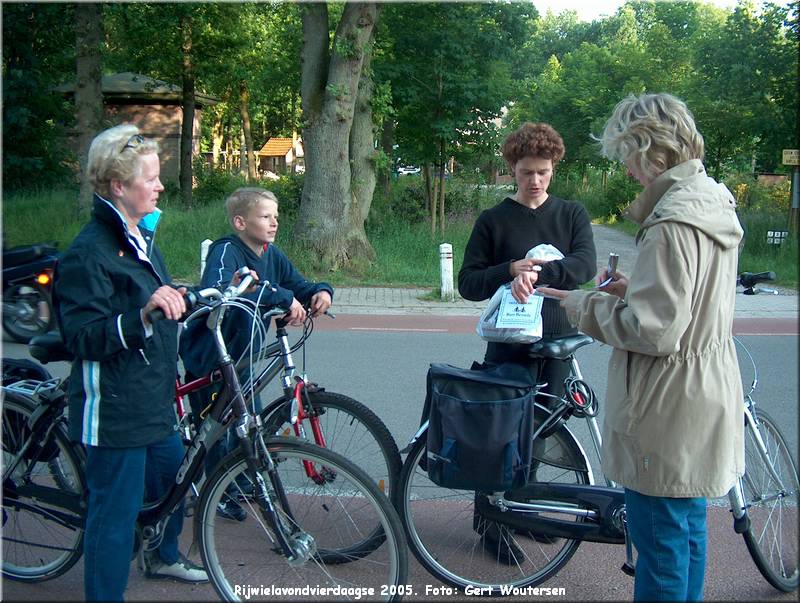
[597,252,619,289]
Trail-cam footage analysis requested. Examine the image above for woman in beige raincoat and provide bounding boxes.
[517,92,744,601]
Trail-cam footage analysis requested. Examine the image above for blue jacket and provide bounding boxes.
[180,234,333,377]
[54,195,180,447]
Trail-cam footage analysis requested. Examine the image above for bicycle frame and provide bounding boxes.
[175,309,333,484]
[726,336,792,533]
[137,281,306,562]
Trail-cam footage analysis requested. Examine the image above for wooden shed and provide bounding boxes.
[56,72,218,183]
[256,136,304,176]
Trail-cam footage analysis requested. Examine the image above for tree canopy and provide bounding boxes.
[2,0,797,263]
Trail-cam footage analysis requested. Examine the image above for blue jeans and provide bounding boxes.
[625,488,707,602]
[83,434,185,602]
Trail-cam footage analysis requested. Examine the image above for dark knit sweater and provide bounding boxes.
[458,196,596,363]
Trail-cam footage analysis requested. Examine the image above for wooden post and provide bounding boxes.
[200,239,212,277]
[439,243,454,302]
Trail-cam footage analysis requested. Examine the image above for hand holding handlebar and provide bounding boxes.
[142,286,191,325]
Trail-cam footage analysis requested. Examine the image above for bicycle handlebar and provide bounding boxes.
[147,268,260,323]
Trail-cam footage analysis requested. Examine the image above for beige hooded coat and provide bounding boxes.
[563,160,744,497]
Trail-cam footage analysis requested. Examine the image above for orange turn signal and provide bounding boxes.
[36,271,52,286]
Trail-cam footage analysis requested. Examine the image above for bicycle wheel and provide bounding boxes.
[261,390,401,498]
[742,408,799,591]
[196,437,408,601]
[2,390,86,582]
[397,424,590,592]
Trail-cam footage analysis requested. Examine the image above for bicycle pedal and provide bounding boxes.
[621,562,635,576]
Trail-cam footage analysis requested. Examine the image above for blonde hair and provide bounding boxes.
[225,187,279,228]
[599,93,704,182]
[87,124,160,197]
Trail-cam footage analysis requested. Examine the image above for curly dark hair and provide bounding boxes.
[501,122,565,170]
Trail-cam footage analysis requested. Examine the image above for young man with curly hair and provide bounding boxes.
[458,122,596,562]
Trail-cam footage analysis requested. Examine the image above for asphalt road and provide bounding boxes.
[1,319,797,602]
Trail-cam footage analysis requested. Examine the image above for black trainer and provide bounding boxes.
[217,497,247,522]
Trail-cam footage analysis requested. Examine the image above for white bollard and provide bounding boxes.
[200,239,213,276]
[439,243,455,302]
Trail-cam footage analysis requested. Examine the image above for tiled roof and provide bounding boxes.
[257,138,295,156]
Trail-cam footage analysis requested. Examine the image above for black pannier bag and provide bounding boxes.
[424,362,538,492]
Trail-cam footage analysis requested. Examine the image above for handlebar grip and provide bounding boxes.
[739,271,776,289]
[146,290,199,323]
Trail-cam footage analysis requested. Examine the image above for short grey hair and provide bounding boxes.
[87,124,160,197]
[599,92,704,182]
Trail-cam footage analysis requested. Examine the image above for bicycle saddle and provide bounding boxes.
[527,334,594,360]
[29,332,74,364]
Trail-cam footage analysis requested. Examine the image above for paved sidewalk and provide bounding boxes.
[332,226,797,320]
[332,285,798,320]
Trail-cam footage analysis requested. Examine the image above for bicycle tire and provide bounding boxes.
[195,437,408,601]
[741,408,799,592]
[397,425,590,593]
[2,389,86,582]
[261,390,401,499]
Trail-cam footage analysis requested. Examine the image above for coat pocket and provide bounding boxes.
[604,349,637,435]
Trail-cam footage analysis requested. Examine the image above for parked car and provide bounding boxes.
[397,165,420,176]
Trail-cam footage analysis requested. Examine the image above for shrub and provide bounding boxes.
[192,159,249,206]
[267,172,304,222]
[724,173,791,213]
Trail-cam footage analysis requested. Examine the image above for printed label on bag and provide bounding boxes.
[495,289,543,329]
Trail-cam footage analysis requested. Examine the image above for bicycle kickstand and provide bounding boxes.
[621,509,635,576]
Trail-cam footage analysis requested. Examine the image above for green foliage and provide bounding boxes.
[191,159,305,221]
[511,0,797,177]
[192,160,249,206]
[378,2,534,168]
[1,188,83,248]
[267,172,305,222]
[724,173,792,213]
[368,174,502,230]
[2,4,77,191]
[3,180,797,288]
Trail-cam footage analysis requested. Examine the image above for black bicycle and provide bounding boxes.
[395,270,797,594]
[2,270,409,600]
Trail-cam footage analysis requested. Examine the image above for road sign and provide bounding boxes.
[783,149,799,165]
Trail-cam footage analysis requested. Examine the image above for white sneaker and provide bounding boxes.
[145,553,209,583]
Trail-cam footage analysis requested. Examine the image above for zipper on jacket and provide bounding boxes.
[139,349,151,366]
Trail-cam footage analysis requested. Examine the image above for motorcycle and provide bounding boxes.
[2,243,59,343]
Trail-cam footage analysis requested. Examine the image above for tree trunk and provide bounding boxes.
[239,80,257,181]
[379,119,394,196]
[297,2,379,272]
[350,28,378,226]
[179,13,195,208]
[424,163,436,236]
[75,3,104,218]
[239,130,247,175]
[437,141,447,235]
[211,114,223,168]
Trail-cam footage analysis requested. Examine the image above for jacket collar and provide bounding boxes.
[210,233,269,262]
[92,193,161,250]
[625,159,705,226]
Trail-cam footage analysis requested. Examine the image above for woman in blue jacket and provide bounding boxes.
[54,125,207,601]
